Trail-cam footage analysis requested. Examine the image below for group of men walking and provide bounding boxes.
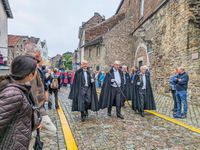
[69,60,156,122]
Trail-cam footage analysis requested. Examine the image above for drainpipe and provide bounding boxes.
[100,39,106,65]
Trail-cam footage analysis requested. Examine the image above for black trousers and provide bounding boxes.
[50,89,59,109]
[139,89,146,112]
[81,86,91,117]
[171,90,177,112]
[108,86,121,116]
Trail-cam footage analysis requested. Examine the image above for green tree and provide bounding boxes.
[62,54,72,70]
[55,61,58,68]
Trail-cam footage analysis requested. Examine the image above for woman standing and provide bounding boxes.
[64,70,68,87]
[0,55,41,150]
[169,67,178,114]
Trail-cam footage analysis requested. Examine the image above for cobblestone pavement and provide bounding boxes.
[29,93,66,150]
[153,93,200,130]
[58,88,200,150]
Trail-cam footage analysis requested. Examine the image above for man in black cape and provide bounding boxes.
[99,61,124,119]
[122,66,132,108]
[132,66,156,117]
[68,60,98,122]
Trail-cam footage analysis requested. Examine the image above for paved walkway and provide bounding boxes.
[58,88,200,150]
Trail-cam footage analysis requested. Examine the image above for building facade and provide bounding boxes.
[81,0,200,105]
[0,0,13,63]
[8,35,27,65]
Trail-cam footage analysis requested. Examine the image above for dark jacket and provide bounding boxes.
[0,75,34,150]
[68,68,98,112]
[132,72,156,111]
[99,67,124,109]
[173,72,189,91]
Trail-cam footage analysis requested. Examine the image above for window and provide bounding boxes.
[139,60,143,70]
[97,47,100,57]
[96,66,100,71]
[89,49,92,58]
[140,0,144,18]
[20,45,23,51]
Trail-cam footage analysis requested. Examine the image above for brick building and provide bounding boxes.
[77,12,105,69]
[8,35,27,65]
[81,0,200,105]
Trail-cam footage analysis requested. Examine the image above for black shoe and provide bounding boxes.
[141,112,145,117]
[122,105,126,109]
[173,112,178,115]
[117,115,124,119]
[171,109,174,111]
[107,113,111,116]
[81,116,85,122]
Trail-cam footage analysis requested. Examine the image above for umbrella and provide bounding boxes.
[33,129,43,150]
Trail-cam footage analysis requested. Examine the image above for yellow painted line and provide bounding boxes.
[57,99,78,150]
[97,90,200,134]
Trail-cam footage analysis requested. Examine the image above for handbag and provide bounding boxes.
[26,96,42,131]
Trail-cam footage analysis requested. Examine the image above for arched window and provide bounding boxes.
[140,0,144,18]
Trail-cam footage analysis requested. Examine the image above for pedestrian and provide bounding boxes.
[99,61,124,119]
[46,69,52,109]
[95,71,99,88]
[0,55,42,150]
[122,66,132,108]
[68,60,98,122]
[99,71,104,87]
[67,71,71,87]
[169,67,178,115]
[132,66,156,117]
[173,66,189,119]
[97,71,102,88]
[64,70,68,87]
[56,70,61,90]
[0,54,4,66]
[131,66,140,85]
[49,68,60,109]
[70,70,75,90]
[25,43,56,144]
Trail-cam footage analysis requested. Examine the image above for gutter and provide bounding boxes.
[100,39,106,65]
[131,0,169,34]
[115,0,124,15]
[2,0,13,19]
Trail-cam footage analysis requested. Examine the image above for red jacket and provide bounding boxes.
[57,72,62,84]
[71,73,75,85]
[64,73,68,83]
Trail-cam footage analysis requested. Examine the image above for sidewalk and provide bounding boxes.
[58,88,200,150]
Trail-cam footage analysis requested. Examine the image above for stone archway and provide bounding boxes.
[134,43,149,69]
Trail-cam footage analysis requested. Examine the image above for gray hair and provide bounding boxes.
[179,66,185,71]
[82,60,88,64]
[140,66,146,70]
[113,61,120,66]
[25,43,40,56]
[122,66,127,69]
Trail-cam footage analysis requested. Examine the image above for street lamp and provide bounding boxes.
[138,26,152,45]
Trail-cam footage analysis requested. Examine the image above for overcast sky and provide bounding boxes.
[8,0,121,57]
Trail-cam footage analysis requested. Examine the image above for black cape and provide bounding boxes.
[131,72,156,111]
[68,68,98,112]
[98,67,124,109]
[123,72,132,100]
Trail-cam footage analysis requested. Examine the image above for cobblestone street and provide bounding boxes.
[56,88,200,150]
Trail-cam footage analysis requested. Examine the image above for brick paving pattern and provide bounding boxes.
[58,88,200,150]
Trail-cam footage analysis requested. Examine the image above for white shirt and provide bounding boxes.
[83,69,88,86]
[95,73,99,79]
[112,68,121,87]
[142,73,146,89]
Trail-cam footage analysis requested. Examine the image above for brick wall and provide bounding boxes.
[85,12,126,44]
[132,0,200,105]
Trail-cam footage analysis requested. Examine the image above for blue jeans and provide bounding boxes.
[176,91,188,115]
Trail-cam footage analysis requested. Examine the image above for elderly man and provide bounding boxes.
[25,43,56,141]
[122,66,132,108]
[99,61,124,119]
[173,66,189,119]
[131,66,140,84]
[132,66,156,117]
[68,60,98,122]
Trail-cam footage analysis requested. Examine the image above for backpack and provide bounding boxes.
[50,75,58,89]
